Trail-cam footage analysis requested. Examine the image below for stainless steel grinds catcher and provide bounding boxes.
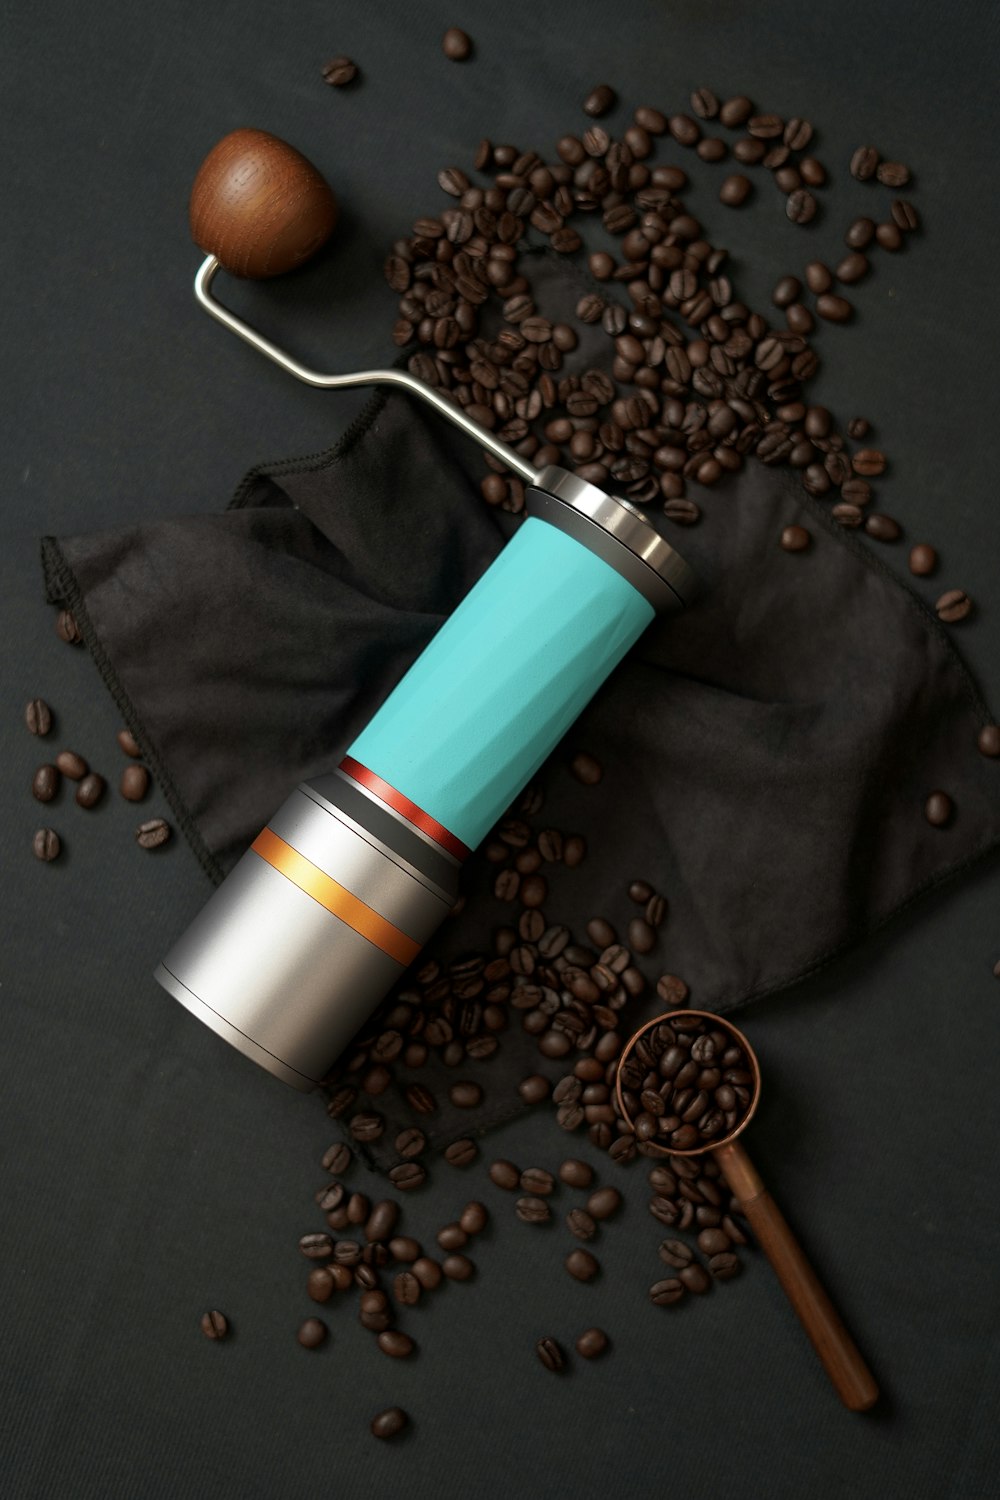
[155,129,696,1091]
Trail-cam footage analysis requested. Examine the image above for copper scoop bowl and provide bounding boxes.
[616,1009,879,1412]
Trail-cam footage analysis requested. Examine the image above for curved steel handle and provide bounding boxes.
[194,255,540,486]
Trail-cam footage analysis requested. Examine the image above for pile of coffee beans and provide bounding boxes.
[24,617,173,860]
[615,1012,755,1150]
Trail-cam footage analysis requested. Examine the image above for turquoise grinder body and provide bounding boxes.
[155,464,695,1090]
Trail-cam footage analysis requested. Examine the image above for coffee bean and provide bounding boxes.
[55,750,86,780]
[570,752,602,785]
[520,1167,555,1195]
[30,825,58,863]
[845,216,875,249]
[32,764,59,802]
[936,589,972,623]
[371,1407,408,1440]
[444,1137,478,1167]
[412,1257,442,1290]
[566,1248,599,1281]
[55,610,82,645]
[977,725,1000,758]
[25,699,52,736]
[679,1262,712,1294]
[516,1196,550,1224]
[405,1083,437,1116]
[658,1238,694,1269]
[566,1208,597,1240]
[574,1327,609,1360]
[719,174,752,207]
[489,1160,520,1189]
[299,1231,334,1260]
[350,1112,384,1142]
[785,190,816,224]
[459,1202,488,1236]
[584,84,616,118]
[321,56,357,86]
[690,87,719,119]
[663,496,700,525]
[719,95,753,127]
[697,1227,731,1256]
[297,1317,327,1348]
[835,252,868,284]
[536,1336,565,1371]
[516,1073,550,1105]
[780,525,810,553]
[449,1080,482,1109]
[876,160,910,187]
[441,27,472,60]
[586,1186,621,1220]
[846,417,870,440]
[772,276,802,308]
[200,1310,228,1340]
[365,1201,399,1243]
[307,1267,335,1302]
[75,773,106,809]
[816,293,852,323]
[650,1277,685,1305]
[924,791,954,828]
[326,1086,356,1118]
[849,145,879,180]
[442,1253,475,1281]
[891,198,919,231]
[388,1162,426,1191]
[437,1221,468,1253]
[119,764,150,802]
[559,1159,594,1189]
[136,817,171,849]
[377,1329,414,1358]
[394,1128,426,1161]
[116,730,140,760]
[804,260,832,294]
[908,544,937,577]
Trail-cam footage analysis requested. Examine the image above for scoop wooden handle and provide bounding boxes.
[189,128,338,278]
[715,1140,879,1412]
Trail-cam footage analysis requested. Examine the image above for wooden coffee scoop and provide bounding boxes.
[189,127,338,278]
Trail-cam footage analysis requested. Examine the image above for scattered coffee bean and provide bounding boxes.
[299,1231,334,1259]
[516,1196,551,1224]
[936,589,972,623]
[576,1326,609,1358]
[32,764,59,802]
[847,417,870,439]
[520,1167,555,1195]
[584,85,616,118]
[412,1257,442,1290]
[321,56,357,86]
[710,1251,742,1279]
[437,1221,468,1251]
[566,1248,599,1281]
[719,174,752,207]
[864,514,900,542]
[442,1253,475,1280]
[388,1162,426,1191]
[25,699,52,736]
[816,293,853,323]
[558,1159,594,1189]
[570,752,602,785]
[459,1201,488,1234]
[117,728,142,757]
[444,1137,478,1167]
[785,189,817,224]
[924,791,954,827]
[395,1127,426,1160]
[849,145,879,180]
[876,160,910,187]
[977,725,1000,758]
[55,610,82,645]
[349,1112,385,1142]
[371,1407,408,1440]
[650,1277,685,1305]
[307,1267,335,1302]
[33,828,61,862]
[586,1186,622,1220]
[658,1238,694,1269]
[75,773,106,809]
[519,1074,551,1104]
[566,1208,597,1240]
[908,544,937,577]
[55,750,87,780]
[377,1329,415,1358]
[536,1336,565,1371]
[298,1317,327,1348]
[441,27,471,60]
[489,1160,520,1190]
[780,525,810,553]
[136,817,172,849]
[200,1310,228,1340]
[120,764,150,801]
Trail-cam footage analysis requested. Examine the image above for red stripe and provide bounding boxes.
[339,756,471,862]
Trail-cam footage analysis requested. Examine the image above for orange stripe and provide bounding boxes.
[339,756,470,861]
[250,827,420,966]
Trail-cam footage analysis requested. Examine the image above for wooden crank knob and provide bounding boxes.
[189,128,338,278]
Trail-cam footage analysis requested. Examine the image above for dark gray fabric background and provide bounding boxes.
[3,2,999,1497]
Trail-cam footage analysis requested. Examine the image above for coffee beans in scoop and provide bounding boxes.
[616,1013,754,1150]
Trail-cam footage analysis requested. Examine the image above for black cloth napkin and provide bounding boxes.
[41,332,1000,1167]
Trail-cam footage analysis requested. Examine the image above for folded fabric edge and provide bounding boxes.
[39,533,226,886]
